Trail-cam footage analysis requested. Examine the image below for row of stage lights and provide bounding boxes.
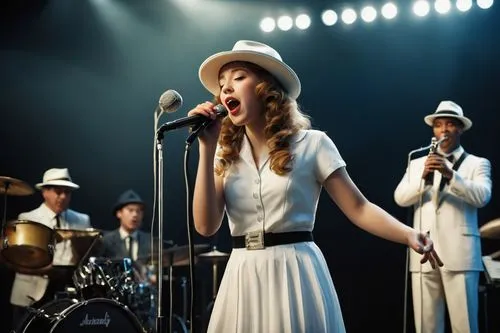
[259,0,495,32]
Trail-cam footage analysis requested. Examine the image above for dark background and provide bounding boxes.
[1,0,499,332]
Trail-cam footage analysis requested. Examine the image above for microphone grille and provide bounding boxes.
[159,90,183,113]
[214,104,228,116]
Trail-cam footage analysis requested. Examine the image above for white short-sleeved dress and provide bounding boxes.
[207,129,347,333]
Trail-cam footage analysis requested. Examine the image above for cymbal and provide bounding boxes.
[152,238,175,247]
[55,228,102,242]
[138,244,210,267]
[0,176,34,196]
[198,248,230,262]
[480,218,500,240]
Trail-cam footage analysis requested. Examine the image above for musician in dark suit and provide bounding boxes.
[100,189,152,261]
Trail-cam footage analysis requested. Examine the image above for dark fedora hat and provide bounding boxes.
[113,189,145,215]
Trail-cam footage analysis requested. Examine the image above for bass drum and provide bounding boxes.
[16,298,77,333]
[18,298,145,333]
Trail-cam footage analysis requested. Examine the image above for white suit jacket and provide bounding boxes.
[394,146,491,273]
[10,203,90,306]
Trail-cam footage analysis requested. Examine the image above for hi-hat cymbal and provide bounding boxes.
[0,176,34,196]
[55,228,102,242]
[480,218,500,239]
[198,248,230,262]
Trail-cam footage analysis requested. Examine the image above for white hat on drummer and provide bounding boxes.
[35,168,80,190]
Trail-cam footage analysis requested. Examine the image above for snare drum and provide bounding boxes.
[17,298,145,333]
[2,220,56,269]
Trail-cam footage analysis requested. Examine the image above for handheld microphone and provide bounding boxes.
[158,90,183,114]
[156,104,227,134]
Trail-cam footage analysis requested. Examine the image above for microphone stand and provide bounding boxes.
[155,131,166,333]
[154,116,217,333]
[406,142,434,181]
[402,137,443,332]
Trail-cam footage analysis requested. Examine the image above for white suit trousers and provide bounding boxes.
[411,269,479,333]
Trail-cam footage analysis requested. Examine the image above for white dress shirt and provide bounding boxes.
[119,227,138,260]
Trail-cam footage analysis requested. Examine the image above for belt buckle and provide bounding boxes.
[245,231,265,250]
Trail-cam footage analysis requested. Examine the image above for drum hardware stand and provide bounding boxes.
[162,254,189,332]
[180,276,188,324]
[76,234,103,269]
[168,262,175,333]
[25,304,62,321]
[1,181,11,238]
[209,249,222,302]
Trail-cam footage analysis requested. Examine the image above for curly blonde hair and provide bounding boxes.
[214,62,311,176]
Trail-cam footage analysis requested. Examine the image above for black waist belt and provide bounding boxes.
[232,231,314,249]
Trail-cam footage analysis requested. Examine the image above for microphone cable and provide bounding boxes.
[183,133,200,333]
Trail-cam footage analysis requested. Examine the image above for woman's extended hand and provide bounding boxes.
[408,230,444,269]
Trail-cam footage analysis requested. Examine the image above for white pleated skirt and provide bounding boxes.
[207,242,346,333]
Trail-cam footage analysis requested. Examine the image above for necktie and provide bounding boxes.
[126,236,134,260]
[55,214,61,228]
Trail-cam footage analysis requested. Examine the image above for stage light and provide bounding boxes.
[361,6,377,22]
[435,0,452,14]
[381,2,398,19]
[295,14,311,30]
[477,0,494,9]
[341,8,357,24]
[413,0,431,17]
[277,15,294,31]
[456,0,473,11]
[258,0,489,34]
[260,17,276,32]
[321,9,338,26]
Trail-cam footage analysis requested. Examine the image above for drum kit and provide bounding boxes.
[480,218,500,241]
[0,176,231,333]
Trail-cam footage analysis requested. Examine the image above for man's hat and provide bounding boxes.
[113,189,145,215]
[35,168,79,190]
[424,100,472,131]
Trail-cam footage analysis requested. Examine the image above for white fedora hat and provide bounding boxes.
[424,100,472,131]
[35,168,80,190]
[199,40,301,100]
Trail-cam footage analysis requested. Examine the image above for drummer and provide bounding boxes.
[98,189,153,262]
[10,168,91,330]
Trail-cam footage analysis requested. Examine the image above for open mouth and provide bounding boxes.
[225,97,240,111]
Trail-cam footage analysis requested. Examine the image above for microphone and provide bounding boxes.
[424,135,448,185]
[408,135,448,155]
[157,104,227,134]
[406,135,448,182]
[433,135,447,146]
[158,90,183,114]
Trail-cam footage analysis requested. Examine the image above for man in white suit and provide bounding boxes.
[394,101,492,333]
[10,168,91,330]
